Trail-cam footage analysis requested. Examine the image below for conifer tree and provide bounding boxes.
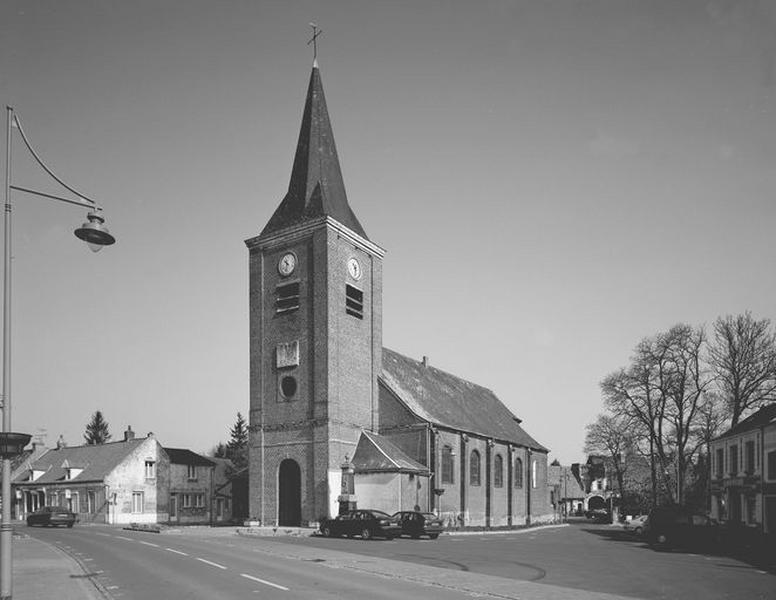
[84,411,112,445]
[226,412,248,470]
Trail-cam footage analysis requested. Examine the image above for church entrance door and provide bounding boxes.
[278,459,302,526]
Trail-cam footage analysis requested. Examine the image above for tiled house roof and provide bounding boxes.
[14,438,148,484]
[352,431,429,474]
[164,448,215,467]
[260,63,367,240]
[380,347,548,452]
[714,403,776,440]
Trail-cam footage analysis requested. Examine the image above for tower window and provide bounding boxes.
[276,282,300,313]
[280,375,298,399]
[345,284,363,319]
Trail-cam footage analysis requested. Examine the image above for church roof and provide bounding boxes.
[260,62,368,240]
[352,431,429,474]
[380,348,548,452]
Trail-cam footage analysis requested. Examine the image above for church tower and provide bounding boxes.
[245,60,384,526]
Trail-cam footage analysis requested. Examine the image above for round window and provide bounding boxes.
[281,375,298,399]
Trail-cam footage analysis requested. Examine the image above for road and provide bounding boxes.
[24,524,491,600]
[25,520,776,600]
[271,520,776,600]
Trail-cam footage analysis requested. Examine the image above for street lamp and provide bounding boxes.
[1,106,115,600]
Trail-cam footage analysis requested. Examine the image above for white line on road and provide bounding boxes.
[196,557,227,570]
[116,536,133,541]
[138,541,159,547]
[240,573,289,591]
[165,548,188,556]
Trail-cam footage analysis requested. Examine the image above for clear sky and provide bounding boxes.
[1,1,774,464]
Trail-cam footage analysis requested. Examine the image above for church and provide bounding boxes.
[245,58,551,529]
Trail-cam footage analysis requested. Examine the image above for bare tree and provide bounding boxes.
[601,337,667,507]
[584,413,633,501]
[708,312,776,427]
[655,324,710,505]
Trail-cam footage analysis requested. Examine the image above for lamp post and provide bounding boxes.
[1,106,115,600]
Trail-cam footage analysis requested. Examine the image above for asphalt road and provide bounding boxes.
[24,524,483,600]
[271,520,776,600]
[24,520,776,600]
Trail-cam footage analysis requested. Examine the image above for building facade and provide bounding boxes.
[14,428,218,526]
[709,403,776,534]
[165,448,216,525]
[246,60,551,528]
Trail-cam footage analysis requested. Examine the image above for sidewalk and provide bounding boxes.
[12,534,103,600]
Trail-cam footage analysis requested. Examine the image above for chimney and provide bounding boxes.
[124,426,135,441]
[56,435,66,450]
[422,356,430,367]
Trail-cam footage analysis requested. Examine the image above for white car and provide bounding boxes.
[623,515,648,535]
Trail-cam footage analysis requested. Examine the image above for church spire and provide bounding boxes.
[260,62,368,240]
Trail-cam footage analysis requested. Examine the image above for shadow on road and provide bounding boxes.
[579,526,776,575]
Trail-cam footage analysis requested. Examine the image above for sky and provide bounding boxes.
[1,0,774,464]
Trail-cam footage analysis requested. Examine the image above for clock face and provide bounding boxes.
[278,252,296,276]
[347,258,362,280]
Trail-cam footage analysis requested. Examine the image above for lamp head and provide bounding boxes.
[74,211,115,252]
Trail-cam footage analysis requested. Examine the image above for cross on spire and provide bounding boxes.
[307,23,322,61]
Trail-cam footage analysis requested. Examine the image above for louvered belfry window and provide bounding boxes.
[345,284,363,319]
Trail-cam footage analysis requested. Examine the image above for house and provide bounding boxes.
[13,427,220,526]
[709,403,776,534]
[245,59,552,527]
[210,458,249,524]
[164,448,215,525]
[14,427,169,525]
[548,460,586,517]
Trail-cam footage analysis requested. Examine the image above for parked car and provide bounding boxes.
[588,509,612,524]
[623,515,648,535]
[644,506,721,549]
[319,509,401,540]
[391,511,443,539]
[26,506,76,528]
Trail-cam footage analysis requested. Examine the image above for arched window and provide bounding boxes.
[494,454,503,488]
[470,450,481,486]
[441,445,454,484]
[515,457,524,488]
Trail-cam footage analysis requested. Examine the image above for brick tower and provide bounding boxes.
[245,60,384,526]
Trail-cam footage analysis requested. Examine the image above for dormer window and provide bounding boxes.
[65,468,83,480]
[30,469,44,482]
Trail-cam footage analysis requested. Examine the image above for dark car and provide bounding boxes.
[26,506,77,528]
[319,509,401,540]
[644,506,721,549]
[392,511,443,539]
[588,509,612,524]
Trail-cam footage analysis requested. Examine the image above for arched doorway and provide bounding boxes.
[587,495,606,511]
[278,459,302,526]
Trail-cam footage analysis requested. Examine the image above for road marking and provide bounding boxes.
[196,558,227,570]
[116,536,133,541]
[138,541,159,547]
[240,573,289,591]
[165,548,188,556]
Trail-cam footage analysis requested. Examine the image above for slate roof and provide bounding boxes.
[380,348,548,452]
[352,431,429,474]
[164,448,215,467]
[260,62,368,240]
[714,403,776,440]
[13,438,149,485]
